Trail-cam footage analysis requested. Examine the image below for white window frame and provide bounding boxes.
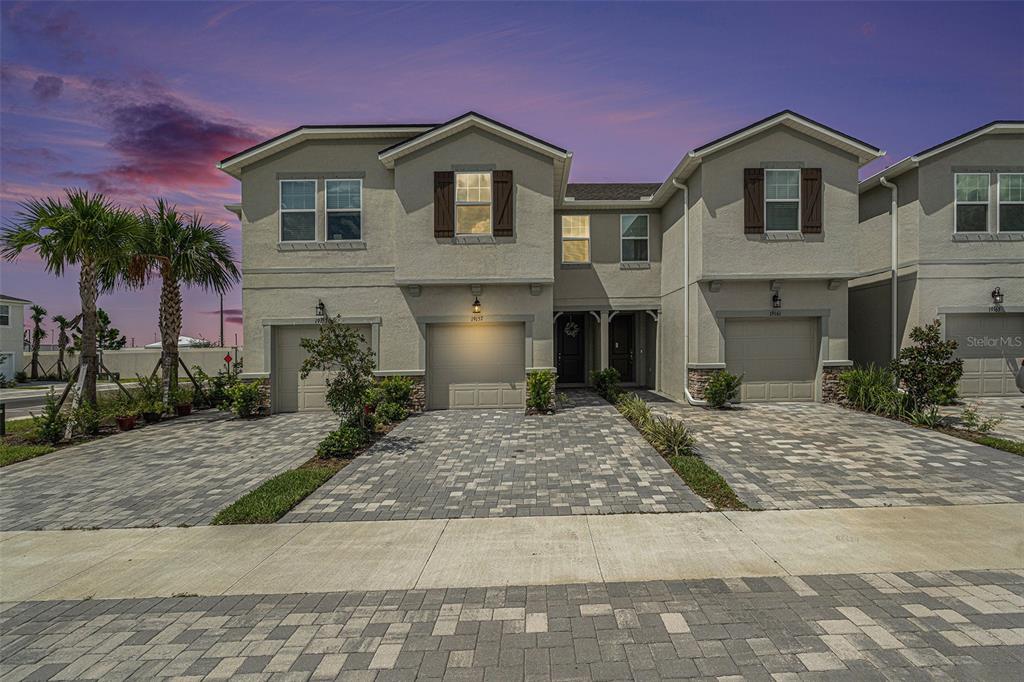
[279,179,318,243]
[953,172,990,234]
[619,214,650,264]
[997,172,1024,233]
[324,178,363,241]
[0,304,9,327]
[454,171,493,236]
[561,215,591,264]
[764,168,801,232]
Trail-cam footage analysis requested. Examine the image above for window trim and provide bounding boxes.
[324,178,363,241]
[454,170,493,236]
[619,213,650,264]
[764,168,801,232]
[0,304,9,327]
[996,172,1024,234]
[279,178,318,243]
[561,215,591,264]
[953,172,990,234]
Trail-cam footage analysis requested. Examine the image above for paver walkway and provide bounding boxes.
[0,412,331,531]
[3,570,1022,681]
[940,396,1024,442]
[286,392,703,523]
[641,394,1024,510]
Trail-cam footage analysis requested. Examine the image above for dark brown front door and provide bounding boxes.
[556,313,586,383]
[610,314,634,382]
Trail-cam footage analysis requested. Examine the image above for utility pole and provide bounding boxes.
[219,294,224,347]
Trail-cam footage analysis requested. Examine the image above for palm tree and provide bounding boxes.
[52,313,78,380]
[1,189,139,405]
[28,304,47,380]
[131,199,239,399]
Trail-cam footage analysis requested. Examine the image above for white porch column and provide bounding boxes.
[599,310,610,370]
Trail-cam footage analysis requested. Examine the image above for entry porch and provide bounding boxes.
[554,309,659,388]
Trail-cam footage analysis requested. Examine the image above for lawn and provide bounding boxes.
[937,427,1024,457]
[213,461,347,524]
[666,453,749,510]
[0,420,54,467]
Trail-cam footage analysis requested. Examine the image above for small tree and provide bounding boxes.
[72,308,126,351]
[28,304,47,379]
[52,314,78,379]
[299,316,376,428]
[889,319,963,410]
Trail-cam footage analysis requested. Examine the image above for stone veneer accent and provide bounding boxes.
[239,376,272,416]
[821,366,847,405]
[686,367,721,401]
[394,375,425,412]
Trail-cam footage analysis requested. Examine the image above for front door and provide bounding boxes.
[556,313,586,383]
[610,314,635,382]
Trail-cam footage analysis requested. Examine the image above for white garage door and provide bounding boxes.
[272,324,371,413]
[427,323,526,410]
[725,317,819,402]
[945,313,1023,397]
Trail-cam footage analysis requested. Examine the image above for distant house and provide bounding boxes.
[0,294,29,381]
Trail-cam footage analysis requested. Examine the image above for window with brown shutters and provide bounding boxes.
[433,171,454,238]
[492,170,514,237]
[743,168,764,233]
[801,168,823,234]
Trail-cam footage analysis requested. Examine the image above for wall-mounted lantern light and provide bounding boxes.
[991,287,1004,305]
[315,299,327,324]
[472,296,482,314]
[771,291,782,309]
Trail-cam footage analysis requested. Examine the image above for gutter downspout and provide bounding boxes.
[879,176,898,360]
[672,179,708,406]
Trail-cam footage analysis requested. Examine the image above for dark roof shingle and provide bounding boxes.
[565,183,661,201]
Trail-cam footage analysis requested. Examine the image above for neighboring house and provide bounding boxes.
[852,122,1024,396]
[218,110,884,412]
[0,294,29,381]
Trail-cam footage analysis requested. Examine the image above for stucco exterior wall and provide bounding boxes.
[1,301,25,379]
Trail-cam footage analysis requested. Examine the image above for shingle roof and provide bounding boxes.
[564,183,662,201]
[0,294,30,303]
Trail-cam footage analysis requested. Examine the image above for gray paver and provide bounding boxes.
[285,391,703,522]
[1,570,1021,680]
[0,412,332,531]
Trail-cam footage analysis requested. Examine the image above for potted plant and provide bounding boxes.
[171,386,194,417]
[105,396,139,432]
[140,399,164,424]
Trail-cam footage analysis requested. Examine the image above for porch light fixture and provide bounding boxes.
[472,296,482,314]
[771,291,782,309]
[991,287,1004,305]
[315,299,327,324]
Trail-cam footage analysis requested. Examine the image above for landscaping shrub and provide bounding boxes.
[959,404,1002,434]
[890,320,963,410]
[616,393,652,428]
[300,317,376,428]
[317,425,367,458]
[908,406,943,428]
[192,364,241,410]
[374,401,408,425]
[377,376,414,407]
[590,367,622,402]
[31,390,67,445]
[839,365,896,412]
[643,417,696,458]
[14,371,28,383]
[70,400,102,437]
[526,369,556,412]
[227,381,264,419]
[103,394,139,419]
[704,370,742,408]
[135,373,165,408]
[170,386,193,407]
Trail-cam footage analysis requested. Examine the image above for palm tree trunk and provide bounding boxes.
[56,344,65,380]
[30,329,40,380]
[159,269,182,403]
[79,260,99,405]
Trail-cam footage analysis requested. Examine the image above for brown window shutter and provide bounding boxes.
[743,168,764,234]
[434,171,454,238]
[492,170,514,237]
[801,168,823,234]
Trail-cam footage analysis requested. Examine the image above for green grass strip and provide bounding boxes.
[3,419,38,438]
[0,443,56,467]
[212,465,342,524]
[667,454,750,511]
[938,428,1024,457]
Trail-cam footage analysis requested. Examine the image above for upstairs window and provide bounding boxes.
[0,304,9,326]
[998,173,1024,232]
[764,169,800,231]
[455,172,492,234]
[326,179,362,240]
[620,214,649,262]
[280,179,316,241]
[561,215,591,263]
[954,173,989,232]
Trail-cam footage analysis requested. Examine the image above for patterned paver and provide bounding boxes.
[940,396,1024,441]
[2,570,1022,680]
[0,412,331,531]
[642,394,1024,510]
[285,391,703,523]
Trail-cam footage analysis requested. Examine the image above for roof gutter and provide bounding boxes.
[672,178,708,407]
[879,176,899,360]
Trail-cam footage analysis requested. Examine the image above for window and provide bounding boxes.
[326,179,362,240]
[561,215,591,263]
[954,173,989,232]
[455,172,492,234]
[764,169,800,231]
[998,173,1024,232]
[0,305,8,326]
[280,180,316,241]
[620,214,649,262]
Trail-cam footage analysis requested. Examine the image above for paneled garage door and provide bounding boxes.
[272,324,371,413]
[427,323,526,410]
[725,317,819,402]
[945,313,1023,397]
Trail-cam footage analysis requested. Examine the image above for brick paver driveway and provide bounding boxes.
[0,412,331,531]
[3,570,1022,680]
[643,395,1024,510]
[285,391,703,523]
[941,396,1024,442]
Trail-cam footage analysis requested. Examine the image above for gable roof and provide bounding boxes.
[0,294,30,303]
[565,183,661,201]
[861,120,1024,191]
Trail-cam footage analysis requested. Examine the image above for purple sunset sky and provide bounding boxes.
[1,1,1021,347]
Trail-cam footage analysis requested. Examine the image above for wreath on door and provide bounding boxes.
[563,320,580,339]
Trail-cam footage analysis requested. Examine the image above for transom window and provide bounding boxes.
[764,169,800,231]
[326,179,362,240]
[620,214,649,262]
[0,305,9,326]
[998,173,1024,232]
[280,179,316,241]
[954,173,989,233]
[561,215,591,263]
[455,172,492,235]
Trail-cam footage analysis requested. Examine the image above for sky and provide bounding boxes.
[1,1,1021,347]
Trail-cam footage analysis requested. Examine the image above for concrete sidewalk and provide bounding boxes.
[2,504,1021,603]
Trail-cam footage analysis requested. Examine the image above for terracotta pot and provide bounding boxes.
[175,404,192,417]
[142,411,162,424]
[116,415,137,431]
